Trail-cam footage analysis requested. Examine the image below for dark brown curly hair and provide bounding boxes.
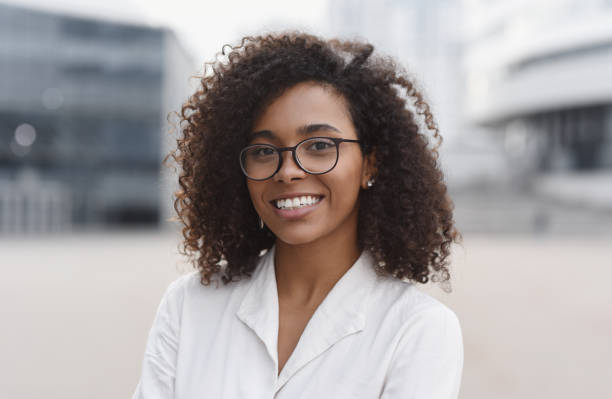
[166,31,460,290]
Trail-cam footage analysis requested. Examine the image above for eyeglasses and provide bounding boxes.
[239,136,361,181]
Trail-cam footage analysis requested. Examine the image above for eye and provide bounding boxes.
[254,147,275,156]
[247,146,276,158]
[305,139,335,152]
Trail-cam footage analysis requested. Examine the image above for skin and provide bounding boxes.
[246,81,376,374]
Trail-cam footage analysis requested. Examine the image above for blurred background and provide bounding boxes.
[0,0,610,398]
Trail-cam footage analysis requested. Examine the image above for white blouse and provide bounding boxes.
[131,246,463,398]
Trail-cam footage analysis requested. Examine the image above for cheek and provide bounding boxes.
[246,181,263,210]
[326,163,363,208]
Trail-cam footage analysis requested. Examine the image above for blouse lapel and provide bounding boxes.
[235,246,379,392]
[235,248,280,371]
[275,250,378,392]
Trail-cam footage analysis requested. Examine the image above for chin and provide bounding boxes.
[271,226,327,247]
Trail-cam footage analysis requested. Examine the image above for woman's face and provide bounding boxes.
[246,81,374,246]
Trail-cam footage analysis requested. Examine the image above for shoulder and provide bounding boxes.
[163,269,250,300]
[374,278,464,398]
[370,275,462,344]
[161,271,199,302]
[159,268,257,317]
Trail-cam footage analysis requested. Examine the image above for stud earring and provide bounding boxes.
[259,216,264,230]
[366,178,375,188]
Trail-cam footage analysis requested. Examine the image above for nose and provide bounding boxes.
[273,150,307,182]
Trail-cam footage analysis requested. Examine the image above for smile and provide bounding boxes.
[274,195,322,210]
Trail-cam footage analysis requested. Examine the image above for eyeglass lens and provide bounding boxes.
[241,137,338,180]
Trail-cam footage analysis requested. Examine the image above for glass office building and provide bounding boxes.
[0,4,195,233]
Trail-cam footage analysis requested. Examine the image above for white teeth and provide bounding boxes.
[275,196,321,210]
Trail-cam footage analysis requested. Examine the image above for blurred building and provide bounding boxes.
[0,4,195,234]
[328,0,464,149]
[463,0,612,209]
[327,0,515,189]
[328,0,612,233]
[327,0,514,230]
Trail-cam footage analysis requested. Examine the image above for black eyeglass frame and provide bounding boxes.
[239,136,362,181]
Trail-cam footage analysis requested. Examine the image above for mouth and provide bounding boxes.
[270,195,324,210]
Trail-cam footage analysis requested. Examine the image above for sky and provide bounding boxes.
[1,0,330,63]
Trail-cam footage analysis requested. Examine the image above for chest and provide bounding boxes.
[174,283,399,398]
[277,302,318,375]
[176,315,387,399]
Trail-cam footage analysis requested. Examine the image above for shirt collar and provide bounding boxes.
[236,244,379,390]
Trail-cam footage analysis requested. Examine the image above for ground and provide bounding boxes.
[1,230,610,398]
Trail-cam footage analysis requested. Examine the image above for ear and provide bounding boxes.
[361,150,378,189]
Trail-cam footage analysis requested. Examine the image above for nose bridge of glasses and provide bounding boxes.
[276,146,303,171]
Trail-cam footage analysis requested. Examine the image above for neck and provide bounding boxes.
[274,227,361,308]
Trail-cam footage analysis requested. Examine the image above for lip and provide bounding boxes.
[269,193,325,220]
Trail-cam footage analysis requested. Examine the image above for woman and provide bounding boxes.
[132,31,463,398]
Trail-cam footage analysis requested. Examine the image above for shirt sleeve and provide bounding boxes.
[131,277,185,399]
[380,304,464,399]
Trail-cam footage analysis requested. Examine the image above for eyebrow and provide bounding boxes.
[250,123,342,140]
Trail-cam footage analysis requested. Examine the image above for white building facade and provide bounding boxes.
[463,0,612,175]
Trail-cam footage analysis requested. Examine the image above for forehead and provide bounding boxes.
[251,82,355,138]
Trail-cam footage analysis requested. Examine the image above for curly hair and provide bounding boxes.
[166,31,460,290]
